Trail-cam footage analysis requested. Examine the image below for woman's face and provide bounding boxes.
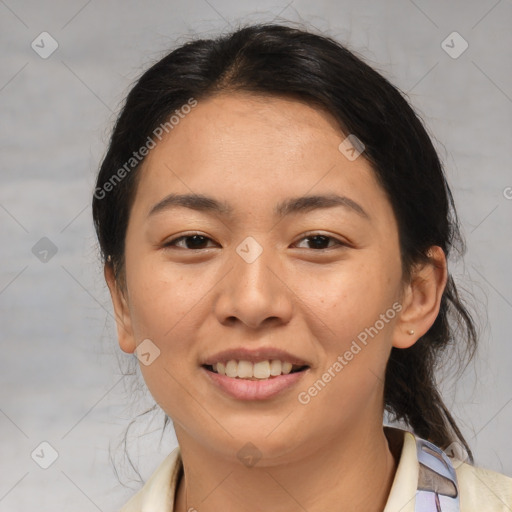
[110,92,413,463]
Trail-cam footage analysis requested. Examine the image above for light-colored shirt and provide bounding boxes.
[119,427,512,511]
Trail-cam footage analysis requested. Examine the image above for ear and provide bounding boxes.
[104,263,136,354]
[393,246,448,349]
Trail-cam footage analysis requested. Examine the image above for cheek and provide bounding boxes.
[125,265,200,417]
[293,255,401,344]
[294,264,398,423]
[125,256,203,341]
[123,257,214,390]
[291,256,400,412]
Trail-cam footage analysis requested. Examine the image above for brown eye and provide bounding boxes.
[294,234,346,250]
[163,233,217,250]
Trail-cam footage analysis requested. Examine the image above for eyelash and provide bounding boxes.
[162,232,347,251]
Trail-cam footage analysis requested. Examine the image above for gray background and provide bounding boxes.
[1,1,511,510]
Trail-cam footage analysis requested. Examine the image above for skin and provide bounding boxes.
[105,92,447,512]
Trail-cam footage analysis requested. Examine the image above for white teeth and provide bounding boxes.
[269,359,282,376]
[253,361,270,379]
[211,359,303,379]
[225,360,238,378]
[281,361,293,374]
[237,360,253,378]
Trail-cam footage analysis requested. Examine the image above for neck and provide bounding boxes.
[174,423,399,512]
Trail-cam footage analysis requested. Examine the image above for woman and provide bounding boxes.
[92,23,512,511]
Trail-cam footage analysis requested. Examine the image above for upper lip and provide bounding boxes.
[201,347,311,367]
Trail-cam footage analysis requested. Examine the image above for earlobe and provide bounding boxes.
[392,246,448,349]
[104,263,137,354]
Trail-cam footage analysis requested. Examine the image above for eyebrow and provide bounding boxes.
[147,193,370,220]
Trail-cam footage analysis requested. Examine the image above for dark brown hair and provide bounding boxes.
[93,22,478,470]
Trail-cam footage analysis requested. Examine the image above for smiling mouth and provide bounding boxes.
[202,360,309,380]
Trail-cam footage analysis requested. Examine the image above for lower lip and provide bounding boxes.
[201,366,308,400]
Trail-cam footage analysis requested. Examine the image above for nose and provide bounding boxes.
[213,239,294,330]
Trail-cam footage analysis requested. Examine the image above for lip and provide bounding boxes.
[201,365,309,400]
[201,347,311,366]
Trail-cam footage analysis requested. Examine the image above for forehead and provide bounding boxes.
[140,93,367,178]
[189,91,344,129]
[174,92,345,154]
[131,92,392,226]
